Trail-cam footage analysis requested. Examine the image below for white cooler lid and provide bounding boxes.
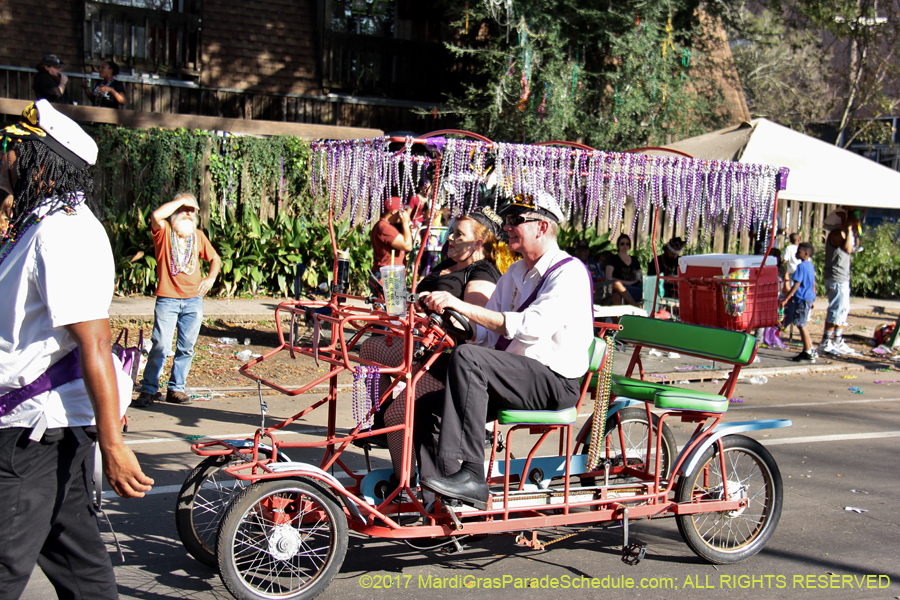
[678,253,777,276]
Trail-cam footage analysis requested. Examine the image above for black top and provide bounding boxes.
[33,71,70,104]
[607,253,641,281]
[91,79,126,109]
[646,253,678,277]
[416,259,501,299]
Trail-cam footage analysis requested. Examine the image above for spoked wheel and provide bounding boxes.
[675,435,783,564]
[581,407,677,483]
[175,452,271,568]
[217,479,349,600]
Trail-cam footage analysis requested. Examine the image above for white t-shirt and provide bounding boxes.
[473,245,594,379]
[0,202,131,430]
[783,244,801,276]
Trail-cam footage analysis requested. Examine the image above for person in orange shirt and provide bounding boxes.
[135,193,221,407]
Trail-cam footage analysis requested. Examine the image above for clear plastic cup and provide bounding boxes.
[379,265,407,315]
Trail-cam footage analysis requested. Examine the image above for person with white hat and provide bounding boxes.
[0,100,153,599]
[415,191,593,510]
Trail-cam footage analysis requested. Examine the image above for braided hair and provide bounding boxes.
[6,139,93,238]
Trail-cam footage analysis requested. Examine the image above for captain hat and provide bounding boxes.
[499,191,565,223]
[0,99,97,168]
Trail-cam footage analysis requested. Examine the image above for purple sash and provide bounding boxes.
[495,257,580,352]
[0,348,82,417]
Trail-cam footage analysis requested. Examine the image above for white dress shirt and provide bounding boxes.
[474,244,593,379]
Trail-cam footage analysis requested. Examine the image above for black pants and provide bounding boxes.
[0,428,117,600]
[415,344,580,485]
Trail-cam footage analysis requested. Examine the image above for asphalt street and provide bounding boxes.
[21,367,900,600]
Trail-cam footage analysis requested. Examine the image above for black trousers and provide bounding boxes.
[415,344,580,485]
[0,428,117,600]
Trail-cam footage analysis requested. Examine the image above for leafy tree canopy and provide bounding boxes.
[439,0,738,150]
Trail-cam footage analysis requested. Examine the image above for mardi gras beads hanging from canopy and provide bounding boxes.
[310,137,787,237]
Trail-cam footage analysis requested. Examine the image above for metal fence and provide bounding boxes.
[0,64,454,132]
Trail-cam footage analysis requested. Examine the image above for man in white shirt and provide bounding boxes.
[0,100,153,599]
[417,192,593,509]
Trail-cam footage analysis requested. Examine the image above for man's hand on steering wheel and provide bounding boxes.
[419,290,461,315]
[419,291,474,340]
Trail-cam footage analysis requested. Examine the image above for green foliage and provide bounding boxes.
[92,126,209,213]
[106,209,374,298]
[441,1,729,149]
[91,124,325,296]
[558,225,613,256]
[103,205,157,296]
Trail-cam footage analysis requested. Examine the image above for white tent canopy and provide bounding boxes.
[661,118,900,209]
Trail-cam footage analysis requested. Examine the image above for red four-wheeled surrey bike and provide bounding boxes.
[174,131,792,600]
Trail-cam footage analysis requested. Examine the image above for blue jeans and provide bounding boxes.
[140,296,203,394]
[824,280,850,327]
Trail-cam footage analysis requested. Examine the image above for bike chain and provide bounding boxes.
[586,333,616,470]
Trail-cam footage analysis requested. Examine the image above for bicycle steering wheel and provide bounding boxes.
[430,308,474,341]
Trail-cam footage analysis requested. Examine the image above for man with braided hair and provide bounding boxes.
[0,100,153,599]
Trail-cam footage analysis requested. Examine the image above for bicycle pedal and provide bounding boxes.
[621,542,646,565]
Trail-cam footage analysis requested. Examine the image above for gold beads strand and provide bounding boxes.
[586,334,615,472]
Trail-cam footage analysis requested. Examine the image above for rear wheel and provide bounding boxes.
[217,479,348,600]
[175,452,270,568]
[675,435,783,564]
[580,407,677,482]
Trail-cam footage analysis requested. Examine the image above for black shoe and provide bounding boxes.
[421,470,489,511]
[166,389,194,404]
[792,351,816,364]
[133,392,159,408]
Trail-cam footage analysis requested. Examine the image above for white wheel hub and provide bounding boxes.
[711,480,748,518]
[268,524,303,560]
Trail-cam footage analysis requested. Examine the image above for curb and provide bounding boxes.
[646,361,871,383]
[187,362,874,395]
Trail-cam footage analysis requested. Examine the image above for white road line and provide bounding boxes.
[124,429,317,445]
[578,396,900,417]
[730,397,900,409]
[760,431,900,445]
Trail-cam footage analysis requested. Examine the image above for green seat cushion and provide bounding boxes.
[581,337,608,390]
[611,375,675,402]
[617,315,756,365]
[654,389,729,413]
[498,406,578,425]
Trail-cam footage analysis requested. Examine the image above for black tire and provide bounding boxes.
[217,479,349,600]
[675,435,783,564]
[580,407,677,482]
[176,453,268,568]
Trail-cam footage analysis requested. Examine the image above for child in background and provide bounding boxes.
[780,242,817,362]
[761,248,787,349]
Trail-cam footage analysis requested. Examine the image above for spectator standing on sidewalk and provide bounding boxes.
[819,208,862,356]
[781,242,817,362]
[135,193,221,407]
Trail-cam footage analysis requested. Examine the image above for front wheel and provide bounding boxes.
[217,479,349,600]
[675,435,783,564]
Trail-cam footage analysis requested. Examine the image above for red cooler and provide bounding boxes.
[677,254,779,331]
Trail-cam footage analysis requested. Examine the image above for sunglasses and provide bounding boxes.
[504,215,544,227]
[618,241,631,247]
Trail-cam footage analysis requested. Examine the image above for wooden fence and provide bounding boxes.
[592,196,833,254]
